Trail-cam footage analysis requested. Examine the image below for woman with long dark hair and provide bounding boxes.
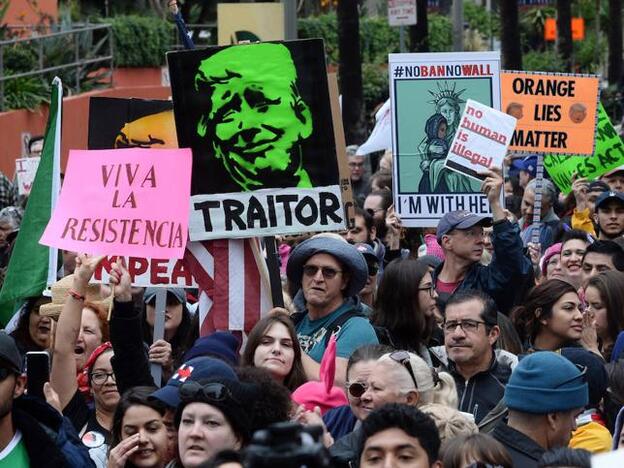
[512,279,584,352]
[241,310,307,391]
[371,258,441,363]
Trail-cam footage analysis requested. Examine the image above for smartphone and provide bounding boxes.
[26,351,50,400]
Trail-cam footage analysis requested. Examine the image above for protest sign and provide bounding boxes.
[390,51,501,227]
[40,148,192,258]
[91,255,197,288]
[88,97,177,150]
[167,39,346,240]
[445,99,516,181]
[544,103,624,194]
[388,0,417,26]
[217,3,284,45]
[501,71,600,155]
[15,157,40,195]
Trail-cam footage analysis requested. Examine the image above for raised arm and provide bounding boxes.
[50,254,104,410]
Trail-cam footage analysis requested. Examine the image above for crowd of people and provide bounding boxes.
[2,139,624,468]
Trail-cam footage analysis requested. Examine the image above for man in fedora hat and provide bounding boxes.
[287,236,378,387]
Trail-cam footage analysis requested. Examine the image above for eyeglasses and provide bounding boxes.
[389,351,418,390]
[179,381,239,404]
[90,371,116,385]
[417,285,436,298]
[366,261,379,276]
[346,381,368,398]
[443,319,486,334]
[302,265,342,280]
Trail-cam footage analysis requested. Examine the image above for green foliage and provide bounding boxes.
[108,15,172,67]
[522,50,566,72]
[464,0,499,37]
[428,14,453,52]
[3,76,50,112]
[298,13,339,62]
[601,86,624,124]
[359,17,400,63]
[362,62,388,114]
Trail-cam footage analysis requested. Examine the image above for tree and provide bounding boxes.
[556,0,573,71]
[608,0,623,87]
[409,0,429,52]
[337,0,366,144]
[499,0,522,69]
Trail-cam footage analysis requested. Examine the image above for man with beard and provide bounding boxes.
[0,332,91,467]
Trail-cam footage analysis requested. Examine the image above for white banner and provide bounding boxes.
[91,255,197,288]
[15,157,40,195]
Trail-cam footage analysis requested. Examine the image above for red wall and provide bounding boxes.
[0,70,170,177]
[3,0,58,26]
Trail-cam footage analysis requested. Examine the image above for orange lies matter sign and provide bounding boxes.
[501,71,600,155]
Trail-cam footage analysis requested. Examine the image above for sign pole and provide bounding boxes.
[263,236,285,309]
[150,288,166,387]
[530,154,545,246]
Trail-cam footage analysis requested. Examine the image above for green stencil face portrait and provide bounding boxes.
[395,78,492,193]
[194,43,314,191]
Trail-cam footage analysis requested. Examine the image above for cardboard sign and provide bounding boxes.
[501,71,600,155]
[445,99,516,181]
[167,39,346,240]
[217,3,284,45]
[544,18,586,41]
[544,104,624,194]
[390,51,501,227]
[388,0,417,26]
[40,148,192,258]
[91,255,197,288]
[15,157,40,195]
[88,97,177,150]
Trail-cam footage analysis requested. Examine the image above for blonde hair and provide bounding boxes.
[420,403,478,449]
[378,352,458,408]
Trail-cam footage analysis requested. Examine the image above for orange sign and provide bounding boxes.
[544,17,585,41]
[501,71,600,155]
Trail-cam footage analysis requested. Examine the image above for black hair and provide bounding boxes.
[445,289,498,328]
[353,206,375,234]
[199,450,243,468]
[110,386,168,458]
[359,404,441,464]
[538,447,591,468]
[560,228,594,246]
[27,136,44,153]
[583,240,624,271]
[367,189,393,212]
[9,296,52,354]
[346,344,394,378]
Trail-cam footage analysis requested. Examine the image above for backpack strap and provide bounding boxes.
[322,309,365,347]
[290,311,306,327]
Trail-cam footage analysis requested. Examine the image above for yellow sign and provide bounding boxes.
[217,3,285,45]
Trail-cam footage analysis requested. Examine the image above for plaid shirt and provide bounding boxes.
[0,172,17,210]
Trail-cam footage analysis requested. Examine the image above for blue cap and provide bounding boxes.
[595,191,624,211]
[510,155,538,178]
[149,356,237,408]
[182,332,241,366]
[144,287,186,304]
[505,352,588,414]
[436,210,492,243]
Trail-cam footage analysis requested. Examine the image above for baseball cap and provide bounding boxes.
[144,287,186,304]
[595,191,624,211]
[353,243,377,262]
[149,356,237,408]
[602,165,624,178]
[436,211,492,242]
[0,331,22,374]
[517,155,538,178]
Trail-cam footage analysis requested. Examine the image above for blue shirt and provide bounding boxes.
[295,301,379,362]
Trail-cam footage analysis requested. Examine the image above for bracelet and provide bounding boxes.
[68,289,85,301]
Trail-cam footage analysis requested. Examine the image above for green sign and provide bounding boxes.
[544,103,624,194]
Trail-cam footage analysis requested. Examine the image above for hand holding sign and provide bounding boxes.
[74,254,106,286]
[571,173,589,212]
[480,167,505,221]
[109,259,132,302]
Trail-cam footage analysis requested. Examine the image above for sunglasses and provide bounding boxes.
[302,265,342,280]
[389,351,419,390]
[346,381,368,398]
[179,381,239,404]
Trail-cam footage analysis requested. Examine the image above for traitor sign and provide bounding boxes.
[40,148,192,258]
[544,103,624,194]
[445,99,516,181]
[501,71,600,155]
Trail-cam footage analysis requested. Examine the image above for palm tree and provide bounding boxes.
[556,0,573,71]
[608,0,623,87]
[500,0,522,69]
[409,0,428,52]
[337,0,366,143]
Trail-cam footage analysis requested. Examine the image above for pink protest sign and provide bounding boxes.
[40,148,192,259]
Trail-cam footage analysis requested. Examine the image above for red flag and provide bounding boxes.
[184,239,272,336]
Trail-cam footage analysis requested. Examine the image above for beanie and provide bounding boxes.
[560,347,608,407]
[505,351,588,414]
[540,242,562,277]
[182,332,241,366]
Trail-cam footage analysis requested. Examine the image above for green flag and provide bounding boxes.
[0,77,62,326]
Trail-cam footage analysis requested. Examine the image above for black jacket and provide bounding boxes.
[13,395,94,467]
[492,422,545,468]
[431,219,533,314]
[110,299,155,394]
[429,347,517,423]
[329,428,361,468]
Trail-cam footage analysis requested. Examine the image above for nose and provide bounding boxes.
[237,127,261,144]
[360,387,373,403]
[188,421,204,438]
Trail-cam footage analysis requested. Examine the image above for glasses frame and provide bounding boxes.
[90,371,116,385]
[179,381,240,404]
[443,319,487,334]
[417,285,436,298]
[345,381,368,398]
[302,264,343,280]
[389,351,419,390]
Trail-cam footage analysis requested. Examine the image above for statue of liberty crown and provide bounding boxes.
[427,82,466,106]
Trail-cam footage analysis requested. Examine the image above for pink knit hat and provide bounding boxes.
[424,233,445,261]
[540,242,562,277]
[291,334,348,415]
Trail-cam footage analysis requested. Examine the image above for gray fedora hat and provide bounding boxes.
[286,237,368,297]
